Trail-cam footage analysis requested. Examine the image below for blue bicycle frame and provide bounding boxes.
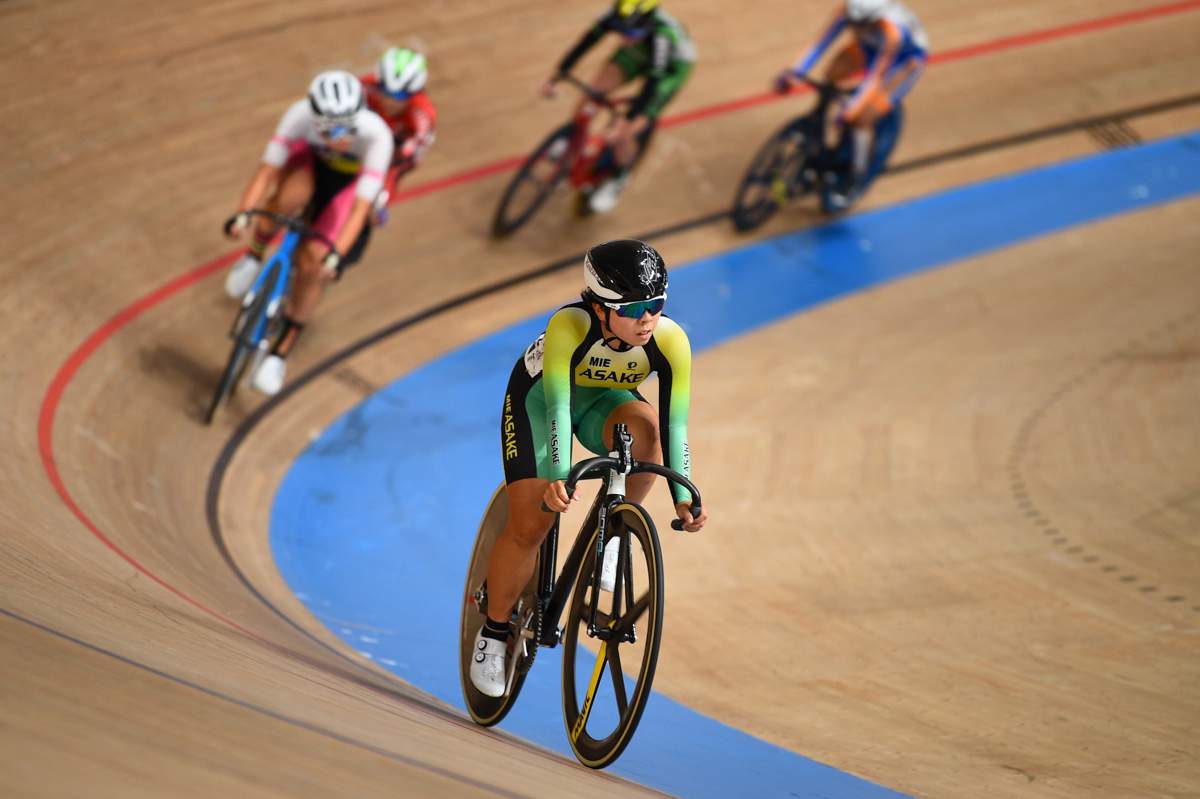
[238,229,298,355]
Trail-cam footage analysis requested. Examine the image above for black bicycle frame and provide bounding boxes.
[533,424,702,648]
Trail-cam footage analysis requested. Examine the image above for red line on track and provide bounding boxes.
[929,0,1200,64]
[36,0,1200,714]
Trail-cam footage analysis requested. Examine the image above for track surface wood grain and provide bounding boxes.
[2,0,1198,795]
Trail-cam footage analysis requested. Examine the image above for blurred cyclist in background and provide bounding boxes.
[541,0,697,214]
[362,47,437,226]
[776,0,928,208]
[223,70,393,396]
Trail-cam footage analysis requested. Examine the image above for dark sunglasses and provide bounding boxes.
[606,297,665,318]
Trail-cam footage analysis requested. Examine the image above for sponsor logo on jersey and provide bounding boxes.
[577,342,649,386]
[503,394,518,460]
[550,419,561,466]
[524,334,545,378]
[578,367,647,384]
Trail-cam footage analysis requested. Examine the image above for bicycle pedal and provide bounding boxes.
[770,177,789,207]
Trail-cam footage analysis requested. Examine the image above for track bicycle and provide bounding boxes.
[491,75,633,238]
[731,74,904,231]
[459,423,702,768]
[205,210,336,424]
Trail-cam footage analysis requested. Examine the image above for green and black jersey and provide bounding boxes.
[500,300,693,504]
[557,9,697,120]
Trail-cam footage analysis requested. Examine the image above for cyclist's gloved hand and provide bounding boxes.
[773,72,794,95]
[321,250,343,281]
[224,211,251,238]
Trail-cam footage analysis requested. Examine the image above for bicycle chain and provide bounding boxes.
[514,592,543,676]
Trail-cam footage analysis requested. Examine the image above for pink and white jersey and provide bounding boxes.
[262,100,395,202]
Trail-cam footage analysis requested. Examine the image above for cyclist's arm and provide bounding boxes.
[626,30,672,119]
[840,17,903,122]
[330,197,372,259]
[557,23,607,75]
[236,163,280,212]
[393,103,436,175]
[790,12,847,77]
[261,100,310,168]
[240,100,308,210]
[651,317,693,505]
[334,113,394,255]
[542,307,592,484]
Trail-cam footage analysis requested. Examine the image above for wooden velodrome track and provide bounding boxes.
[3,0,1198,795]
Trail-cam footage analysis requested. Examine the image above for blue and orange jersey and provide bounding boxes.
[791,2,928,119]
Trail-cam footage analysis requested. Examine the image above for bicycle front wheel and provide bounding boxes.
[205,261,280,424]
[731,117,815,232]
[562,502,663,768]
[492,123,575,238]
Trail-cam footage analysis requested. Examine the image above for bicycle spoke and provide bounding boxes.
[606,644,628,715]
[613,590,650,640]
[520,172,552,192]
[562,502,664,768]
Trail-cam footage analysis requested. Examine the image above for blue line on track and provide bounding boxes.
[271,131,1200,798]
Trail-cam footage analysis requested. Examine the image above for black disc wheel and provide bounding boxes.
[731,117,816,232]
[561,503,663,769]
[492,123,576,238]
[460,484,540,726]
[205,261,280,424]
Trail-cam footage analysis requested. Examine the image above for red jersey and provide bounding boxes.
[362,76,437,171]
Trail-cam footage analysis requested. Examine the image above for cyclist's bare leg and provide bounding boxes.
[612,114,651,169]
[602,399,662,502]
[253,168,313,254]
[579,61,627,116]
[485,477,556,625]
[825,43,865,89]
[283,238,328,326]
[825,43,890,179]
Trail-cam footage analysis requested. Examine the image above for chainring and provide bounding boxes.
[513,592,543,676]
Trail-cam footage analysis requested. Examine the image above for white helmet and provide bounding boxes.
[846,0,888,23]
[376,47,428,99]
[308,70,364,124]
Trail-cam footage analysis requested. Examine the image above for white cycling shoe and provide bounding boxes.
[469,628,508,698]
[250,354,286,396]
[588,174,630,214]
[225,253,262,299]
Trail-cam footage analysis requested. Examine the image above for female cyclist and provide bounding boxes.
[471,239,708,697]
[540,0,697,214]
[223,70,393,395]
[362,47,437,223]
[776,0,928,208]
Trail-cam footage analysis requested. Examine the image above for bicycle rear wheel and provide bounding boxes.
[731,117,815,232]
[492,123,575,238]
[460,484,541,726]
[205,261,281,424]
[561,502,663,768]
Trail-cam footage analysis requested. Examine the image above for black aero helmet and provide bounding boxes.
[583,239,667,305]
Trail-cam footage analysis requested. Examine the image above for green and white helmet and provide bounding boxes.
[376,47,428,99]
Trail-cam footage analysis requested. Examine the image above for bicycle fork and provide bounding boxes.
[587,423,635,644]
